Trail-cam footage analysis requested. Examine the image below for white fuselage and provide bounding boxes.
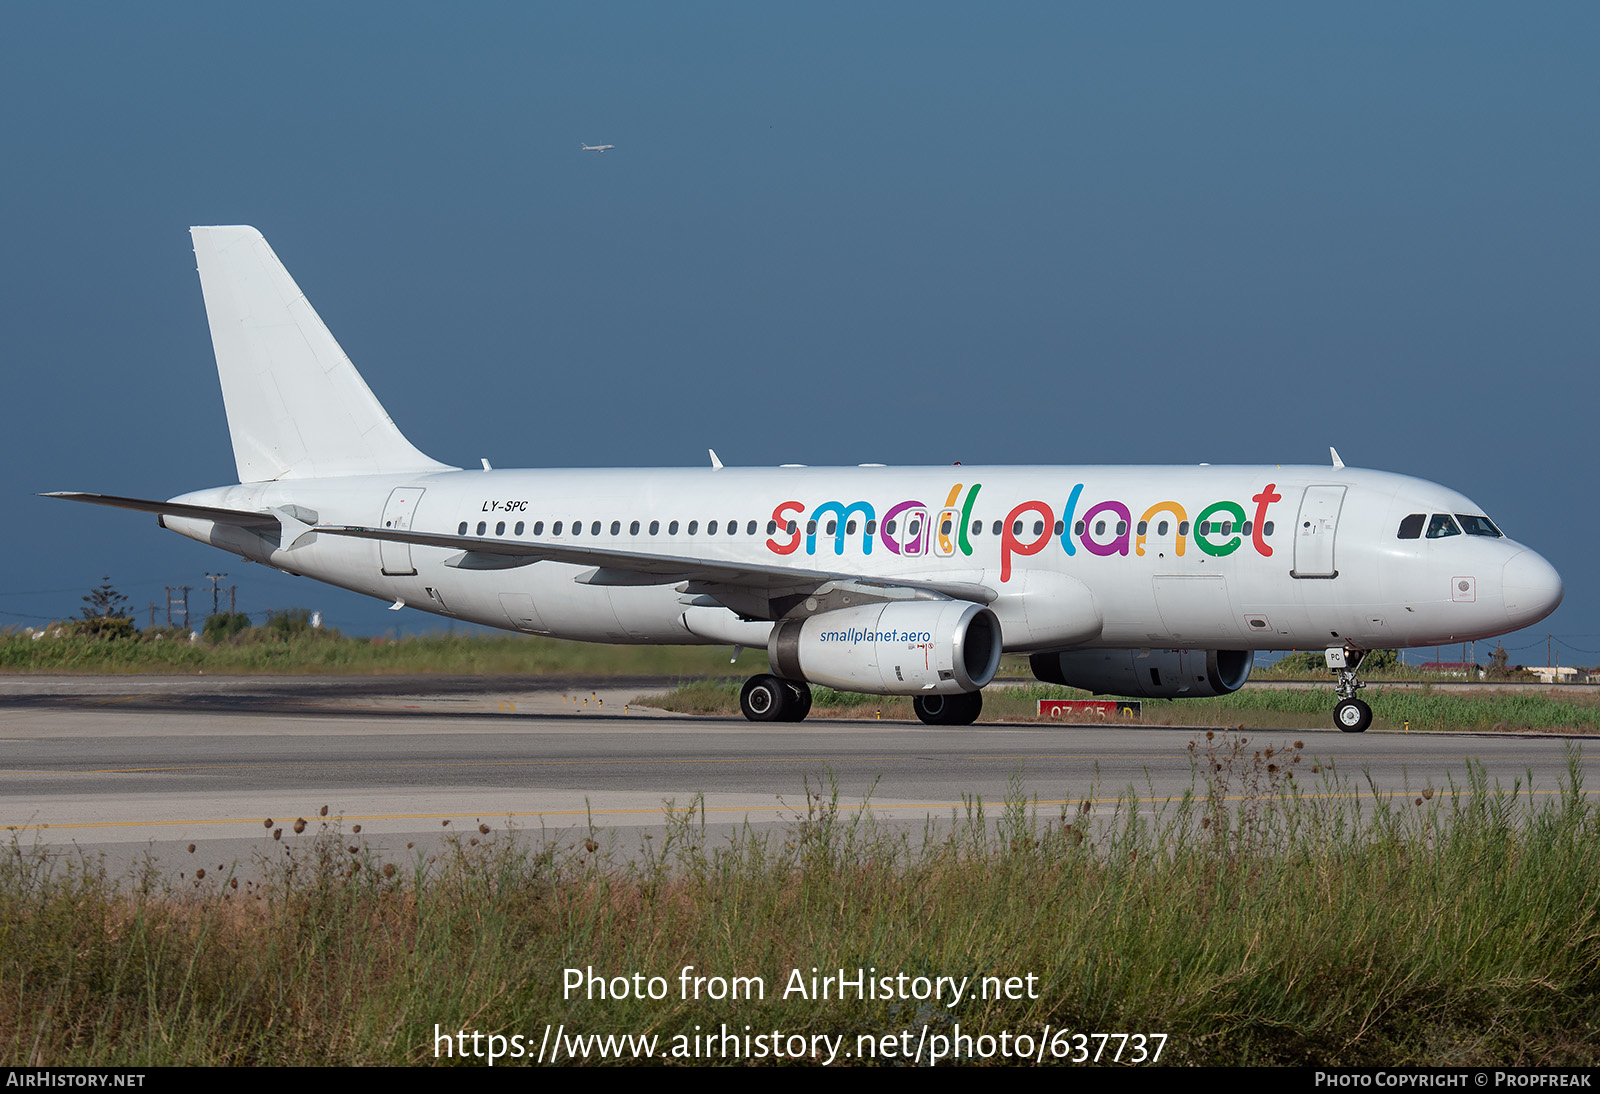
[162,462,1561,654]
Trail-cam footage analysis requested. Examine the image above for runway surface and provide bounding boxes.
[3,675,1596,877]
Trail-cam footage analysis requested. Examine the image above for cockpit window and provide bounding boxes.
[1397,513,1425,540]
[1456,514,1503,538]
[1426,514,1461,539]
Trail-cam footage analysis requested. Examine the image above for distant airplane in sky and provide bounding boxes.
[581,143,614,153]
[49,227,1564,731]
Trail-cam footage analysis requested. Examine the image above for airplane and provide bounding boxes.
[581,143,614,152]
[48,227,1564,732]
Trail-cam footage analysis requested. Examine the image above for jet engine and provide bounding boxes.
[769,601,1001,695]
[1030,648,1252,698]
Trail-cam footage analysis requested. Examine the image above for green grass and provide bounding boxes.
[0,628,756,677]
[643,679,1600,733]
[4,742,1598,1065]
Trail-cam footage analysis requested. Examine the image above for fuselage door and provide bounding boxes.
[379,487,424,576]
[1292,485,1346,579]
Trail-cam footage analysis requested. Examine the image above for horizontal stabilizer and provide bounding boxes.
[42,492,282,529]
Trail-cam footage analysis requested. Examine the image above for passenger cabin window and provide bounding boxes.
[552,521,563,535]
[709,521,719,535]
[649,520,660,535]
[611,520,621,535]
[458,522,468,535]
[669,520,679,535]
[630,520,640,535]
[687,521,698,535]
[1397,513,1425,539]
[514,521,524,536]
[766,520,777,535]
[495,521,506,535]
[476,521,487,535]
[591,521,601,535]
[533,521,544,536]
[746,520,757,535]
[1427,514,1462,539]
[1457,514,1503,538]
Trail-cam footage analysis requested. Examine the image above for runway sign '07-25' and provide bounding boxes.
[1037,699,1141,720]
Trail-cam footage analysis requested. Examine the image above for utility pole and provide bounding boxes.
[205,573,228,617]
[165,586,191,629]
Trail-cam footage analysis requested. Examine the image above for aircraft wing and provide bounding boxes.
[42,492,284,529]
[316,524,997,613]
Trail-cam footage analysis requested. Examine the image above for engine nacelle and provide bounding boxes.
[769,601,1002,695]
[1031,648,1252,698]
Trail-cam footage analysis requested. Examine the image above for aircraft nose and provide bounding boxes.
[1503,549,1564,628]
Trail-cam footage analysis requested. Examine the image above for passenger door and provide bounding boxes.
[379,487,425,576]
[1291,485,1345,579]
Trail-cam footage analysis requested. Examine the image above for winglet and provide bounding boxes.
[709,449,724,471]
[1330,447,1345,470]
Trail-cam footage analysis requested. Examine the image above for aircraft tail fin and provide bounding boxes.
[189,226,455,483]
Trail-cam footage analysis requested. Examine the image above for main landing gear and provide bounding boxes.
[912,692,984,726]
[739,674,812,722]
[736,675,985,726]
[1327,647,1372,733]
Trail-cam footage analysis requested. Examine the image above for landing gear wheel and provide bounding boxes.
[779,680,812,722]
[913,691,983,726]
[1335,697,1372,733]
[740,675,789,722]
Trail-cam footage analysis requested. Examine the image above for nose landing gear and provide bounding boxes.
[1327,647,1372,732]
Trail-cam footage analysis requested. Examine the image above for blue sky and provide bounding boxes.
[3,4,1595,662]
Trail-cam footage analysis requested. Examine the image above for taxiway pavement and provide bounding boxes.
[3,675,1594,877]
